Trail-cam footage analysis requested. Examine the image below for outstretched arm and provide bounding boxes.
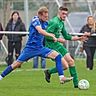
[36,26,57,42]
[71,35,88,42]
[31,17,57,42]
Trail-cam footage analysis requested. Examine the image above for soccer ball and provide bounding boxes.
[78,79,90,90]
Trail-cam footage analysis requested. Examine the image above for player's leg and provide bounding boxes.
[45,50,73,83]
[0,61,23,80]
[46,58,68,74]
[44,57,68,83]
[0,48,27,80]
[64,53,78,88]
[0,47,33,80]
[44,43,69,82]
[44,42,78,87]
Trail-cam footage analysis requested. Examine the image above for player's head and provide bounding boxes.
[58,6,68,21]
[37,6,48,22]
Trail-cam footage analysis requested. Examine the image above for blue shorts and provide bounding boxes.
[17,47,53,62]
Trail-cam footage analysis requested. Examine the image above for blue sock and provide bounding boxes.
[55,54,64,76]
[1,65,13,77]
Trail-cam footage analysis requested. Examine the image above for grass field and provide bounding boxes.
[0,59,96,96]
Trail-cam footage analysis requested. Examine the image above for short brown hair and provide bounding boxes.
[38,6,48,15]
[59,6,68,11]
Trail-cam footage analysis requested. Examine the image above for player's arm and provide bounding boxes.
[71,36,87,41]
[61,24,88,41]
[35,26,57,41]
[61,25,72,40]
[32,17,57,42]
[45,20,58,41]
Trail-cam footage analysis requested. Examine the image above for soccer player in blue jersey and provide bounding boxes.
[0,6,73,83]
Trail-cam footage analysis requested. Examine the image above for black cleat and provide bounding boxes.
[44,69,51,83]
[74,86,78,88]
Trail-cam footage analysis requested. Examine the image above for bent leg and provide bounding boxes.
[48,57,68,74]
[47,51,64,76]
[45,50,73,83]
[46,42,69,74]
[0,47,33,80]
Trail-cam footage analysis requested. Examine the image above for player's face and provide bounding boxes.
[59,10,68,21]
[41,12,48,22]
[87,17,94,25]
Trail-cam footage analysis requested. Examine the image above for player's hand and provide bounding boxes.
[50,33,57,42]
[79,35,88,42]
[72,36,88,42]
[57,38,66,43]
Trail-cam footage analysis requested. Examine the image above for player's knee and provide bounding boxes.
[55,54,62,61]
[12,62,21,69]
[64,64,69,70]
[62,60,69,69]
[62,65,68,70]
[69,59,75,66]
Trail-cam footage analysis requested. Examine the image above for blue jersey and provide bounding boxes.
[26,16,48,49]
[17,16,52,62]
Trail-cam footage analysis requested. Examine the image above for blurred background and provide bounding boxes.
[0,0,96,63]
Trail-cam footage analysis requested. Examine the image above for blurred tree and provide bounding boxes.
[3,0,11,28]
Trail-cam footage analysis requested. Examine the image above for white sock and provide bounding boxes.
[0,75,3,80]
[59,75,64,80]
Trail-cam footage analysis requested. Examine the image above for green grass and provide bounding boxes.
[0,59,96,96]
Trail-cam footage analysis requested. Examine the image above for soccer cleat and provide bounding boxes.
[44,69,51,83]
[60,77,73,84]
[0,75,3,80]
[74,86,78,88]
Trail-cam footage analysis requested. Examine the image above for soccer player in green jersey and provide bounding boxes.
[44,6,88,88]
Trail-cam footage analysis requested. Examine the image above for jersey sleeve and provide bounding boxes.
[32,17,41,27]
[28,17,41,33]
[62,24,72,40]
[45,20,57,41]
[46,20,57,33]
